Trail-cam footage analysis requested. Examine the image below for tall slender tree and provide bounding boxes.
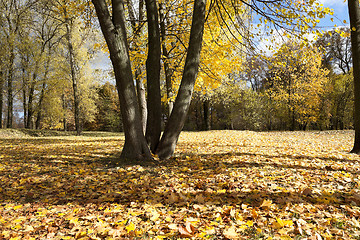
[348,0,360,153]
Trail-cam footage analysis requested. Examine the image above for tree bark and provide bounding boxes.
[159,3,174,116]
[22,67,28,127]
[203,99,210,130]
[348,0,360,153]
[36,81,46,129]
[6,51,15,129]
[62,93,67,131]
[135,70,147,133]
[0,69,3,128]
[65,17,82,135]
[92,0,152,161]
[127,0,147,134]
[156,0,206,160]
[26,76,36,129]
[145,0,162,152]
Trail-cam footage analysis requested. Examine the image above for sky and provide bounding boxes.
[318,0,349,29]
[91,0,351,72]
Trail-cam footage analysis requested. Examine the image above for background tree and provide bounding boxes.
[264,40,329,130]
[0,0,36,128]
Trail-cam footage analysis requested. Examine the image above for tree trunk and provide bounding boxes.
[0,69,3,128]
[36,82,46,129]
[203,99,210,130]
[6,52,15,129]
[348,0,360,153]
[135,71,147,133]
[156,0,206,160]
[22,68,28,127]
[62,93,67,131]
[26,79,36,129]
[145,0,162,152]
[159,3,174,116]
[92,0,152,161]
[128,0,147,134]
[65,19,82,135]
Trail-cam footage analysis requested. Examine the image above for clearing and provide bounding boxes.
[0,130,359,239]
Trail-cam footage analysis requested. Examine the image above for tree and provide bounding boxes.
[92,0,333,161]
[0,0,36,128]
[348,0,360,153]
[316,28,353,130]
[264,40,329,130]
[92,0,206,161]
[316,27,352,74]
[91,82,122,131]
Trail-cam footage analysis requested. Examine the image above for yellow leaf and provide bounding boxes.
[126,222,135,233]
[13,205,22,210]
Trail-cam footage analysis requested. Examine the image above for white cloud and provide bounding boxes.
[317,0,346,7]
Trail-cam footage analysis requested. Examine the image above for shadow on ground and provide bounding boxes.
[0,137,359,210]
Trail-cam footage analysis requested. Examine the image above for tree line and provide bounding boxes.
[1,0,359,160]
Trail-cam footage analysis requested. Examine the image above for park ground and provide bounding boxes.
[0,130,359,239]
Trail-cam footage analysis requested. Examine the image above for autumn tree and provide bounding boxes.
[91,82,122,131]
[92,0,206,160]
[91,0,332,161]
[0,0,37,128]
[348,0,360,153]
[264,40,329,130]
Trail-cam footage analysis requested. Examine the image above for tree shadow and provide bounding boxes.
[189,152,360,174]
[0,137,358,212]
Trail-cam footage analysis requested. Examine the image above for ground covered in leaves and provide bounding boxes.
[0,130,360,239]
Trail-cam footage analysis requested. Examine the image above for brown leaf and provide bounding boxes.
[179,225,193,238]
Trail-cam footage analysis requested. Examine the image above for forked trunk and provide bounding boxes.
[156,0,206,160]
[92,0,152,161]
[348,0,360,153]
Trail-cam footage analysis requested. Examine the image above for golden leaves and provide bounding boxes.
[0,131,360,238]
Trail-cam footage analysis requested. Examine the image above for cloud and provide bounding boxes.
[317,0,346,7]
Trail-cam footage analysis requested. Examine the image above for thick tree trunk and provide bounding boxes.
[92,0,152,161]
[145,0,162,152]
[348,0,360,153]
[156,0,206,160]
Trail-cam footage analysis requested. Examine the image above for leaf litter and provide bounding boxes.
[0,130,359,239]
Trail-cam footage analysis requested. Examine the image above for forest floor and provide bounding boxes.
[0,130,359,239]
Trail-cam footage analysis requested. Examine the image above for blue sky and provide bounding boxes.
[319,0,349,29]
[91,0,351,72]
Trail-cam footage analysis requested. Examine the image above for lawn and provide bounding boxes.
[0,130,359,239]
